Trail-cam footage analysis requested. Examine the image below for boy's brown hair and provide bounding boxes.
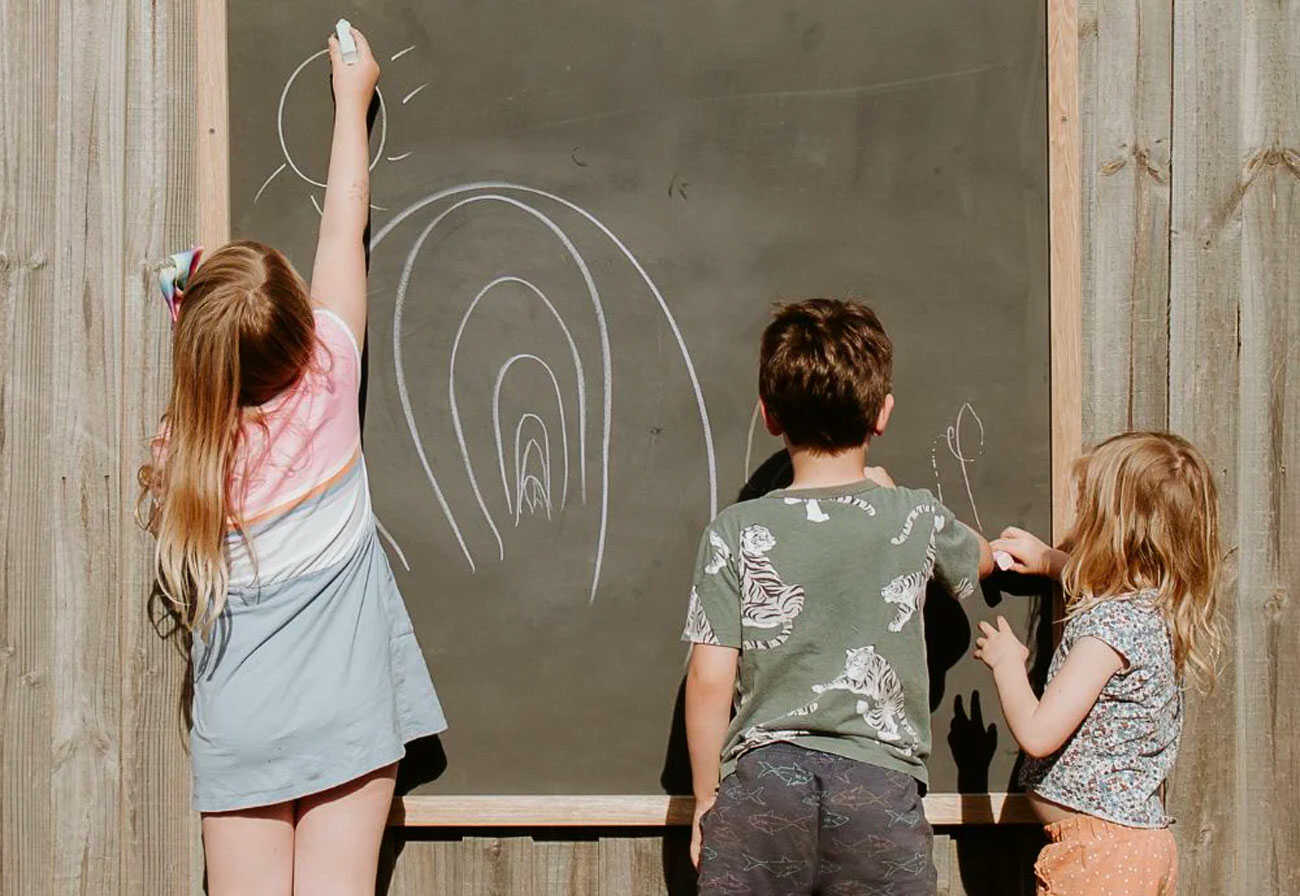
[759,298,893,452]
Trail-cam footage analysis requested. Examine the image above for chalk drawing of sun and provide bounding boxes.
[252,44,425,214]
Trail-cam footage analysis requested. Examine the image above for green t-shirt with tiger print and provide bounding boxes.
[682,479,983,786]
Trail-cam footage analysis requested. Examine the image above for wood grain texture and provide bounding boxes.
[1048,0,1084,543]
[392,793,1036,826]
[196,0,229,249]
[50,0,126,891]
[1078,0,1172,442]
[376,828,1042,896]
[1233,4,1299,889]
[1167,0,1300,894]
[0,1,59,892]
[1167,1,1244,893]
[118,1,202,893]
[2,0,1293,894]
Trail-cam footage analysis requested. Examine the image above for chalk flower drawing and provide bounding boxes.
[367,183,718,603]
[930,401,985,530]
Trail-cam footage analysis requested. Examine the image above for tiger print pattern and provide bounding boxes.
[683,587,720,645]
[890,502,940,545]
[812,645,917,747]
[831,495,876,516]
[738,525,807,650]
[880,515,943,632]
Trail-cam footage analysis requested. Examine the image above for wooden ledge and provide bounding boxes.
[389,793,1036,827]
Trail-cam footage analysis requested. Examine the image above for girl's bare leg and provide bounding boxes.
[291,763,398,896]
[202,802,295,896]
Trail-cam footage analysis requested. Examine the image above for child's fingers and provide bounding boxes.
[977,620,997,638]
[350,27,375,61]
[997,616,1012,633]
[327,35,341,67]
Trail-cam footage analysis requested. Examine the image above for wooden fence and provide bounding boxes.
[1,0,1295,892]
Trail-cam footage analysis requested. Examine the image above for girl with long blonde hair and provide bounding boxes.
[138,27,444,895]
[974,431,1222,896]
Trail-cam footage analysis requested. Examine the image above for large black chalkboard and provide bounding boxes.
[228,0,1050,796]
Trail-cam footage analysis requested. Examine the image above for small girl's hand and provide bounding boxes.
[973,617,1029,672]
[328,26,380,110]
[990,526,1067,578]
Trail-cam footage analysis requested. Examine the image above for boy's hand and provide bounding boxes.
[863,465,895,488]
[328,25,380,110]
[990,526,1067,578]
[973,617,1029,672]
[690,792,716,868]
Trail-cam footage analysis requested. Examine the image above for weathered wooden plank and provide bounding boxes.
[392,793,1035,826]
[0,0,59,892]
[117,0,201,893]
[196,0,229,249]
[532,837,599,896]
[48,0,129,892]
[382,834,459,894]
[1080,0,1172,440]
[1168,0,1243,893]
[598,835,670,896]
[1229,1,1299,893]
[1048,0,1085,542]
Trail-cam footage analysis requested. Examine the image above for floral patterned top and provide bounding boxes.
[1019,591,1182,828]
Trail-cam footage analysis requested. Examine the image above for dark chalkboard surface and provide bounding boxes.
[228,0,1050,796]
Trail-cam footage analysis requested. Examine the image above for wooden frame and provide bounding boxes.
[195,0,1080,828]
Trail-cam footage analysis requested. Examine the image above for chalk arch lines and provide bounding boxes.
[373,183,717,602]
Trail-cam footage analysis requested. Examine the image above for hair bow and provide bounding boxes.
[157,246,203,323]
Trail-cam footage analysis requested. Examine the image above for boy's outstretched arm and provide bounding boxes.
[685,643,738,868]
[310,25,380,347]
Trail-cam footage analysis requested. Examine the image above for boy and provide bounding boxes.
[684,299,994,895]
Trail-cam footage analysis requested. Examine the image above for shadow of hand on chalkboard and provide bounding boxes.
[947,691,998,793]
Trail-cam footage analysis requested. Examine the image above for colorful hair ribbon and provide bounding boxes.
[158,246,203,323]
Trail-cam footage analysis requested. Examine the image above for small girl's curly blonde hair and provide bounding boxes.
[1062,431,1224,690]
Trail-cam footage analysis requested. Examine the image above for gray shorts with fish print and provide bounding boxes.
[697,743,936,896]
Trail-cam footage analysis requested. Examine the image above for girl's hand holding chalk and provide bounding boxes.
[327,23,380,110]
[990,526,1068,579]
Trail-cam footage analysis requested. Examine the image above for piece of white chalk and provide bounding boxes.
[993,550,1014,571]
[336,19,357,64]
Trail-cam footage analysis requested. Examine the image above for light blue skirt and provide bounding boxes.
[190,528,446,812]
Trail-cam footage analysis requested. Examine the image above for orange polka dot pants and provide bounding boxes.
[1035,815,1178,896]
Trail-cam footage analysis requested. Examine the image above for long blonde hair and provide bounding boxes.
[137,241,316,633]
[1061,431,1223,690]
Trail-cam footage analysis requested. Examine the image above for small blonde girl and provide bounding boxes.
[138,27,444,896]
[975,431,1222,896]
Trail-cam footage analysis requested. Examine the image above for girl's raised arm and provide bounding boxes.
[310,26,380,347]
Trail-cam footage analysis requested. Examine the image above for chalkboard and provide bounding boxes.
[225,0,1052,798]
